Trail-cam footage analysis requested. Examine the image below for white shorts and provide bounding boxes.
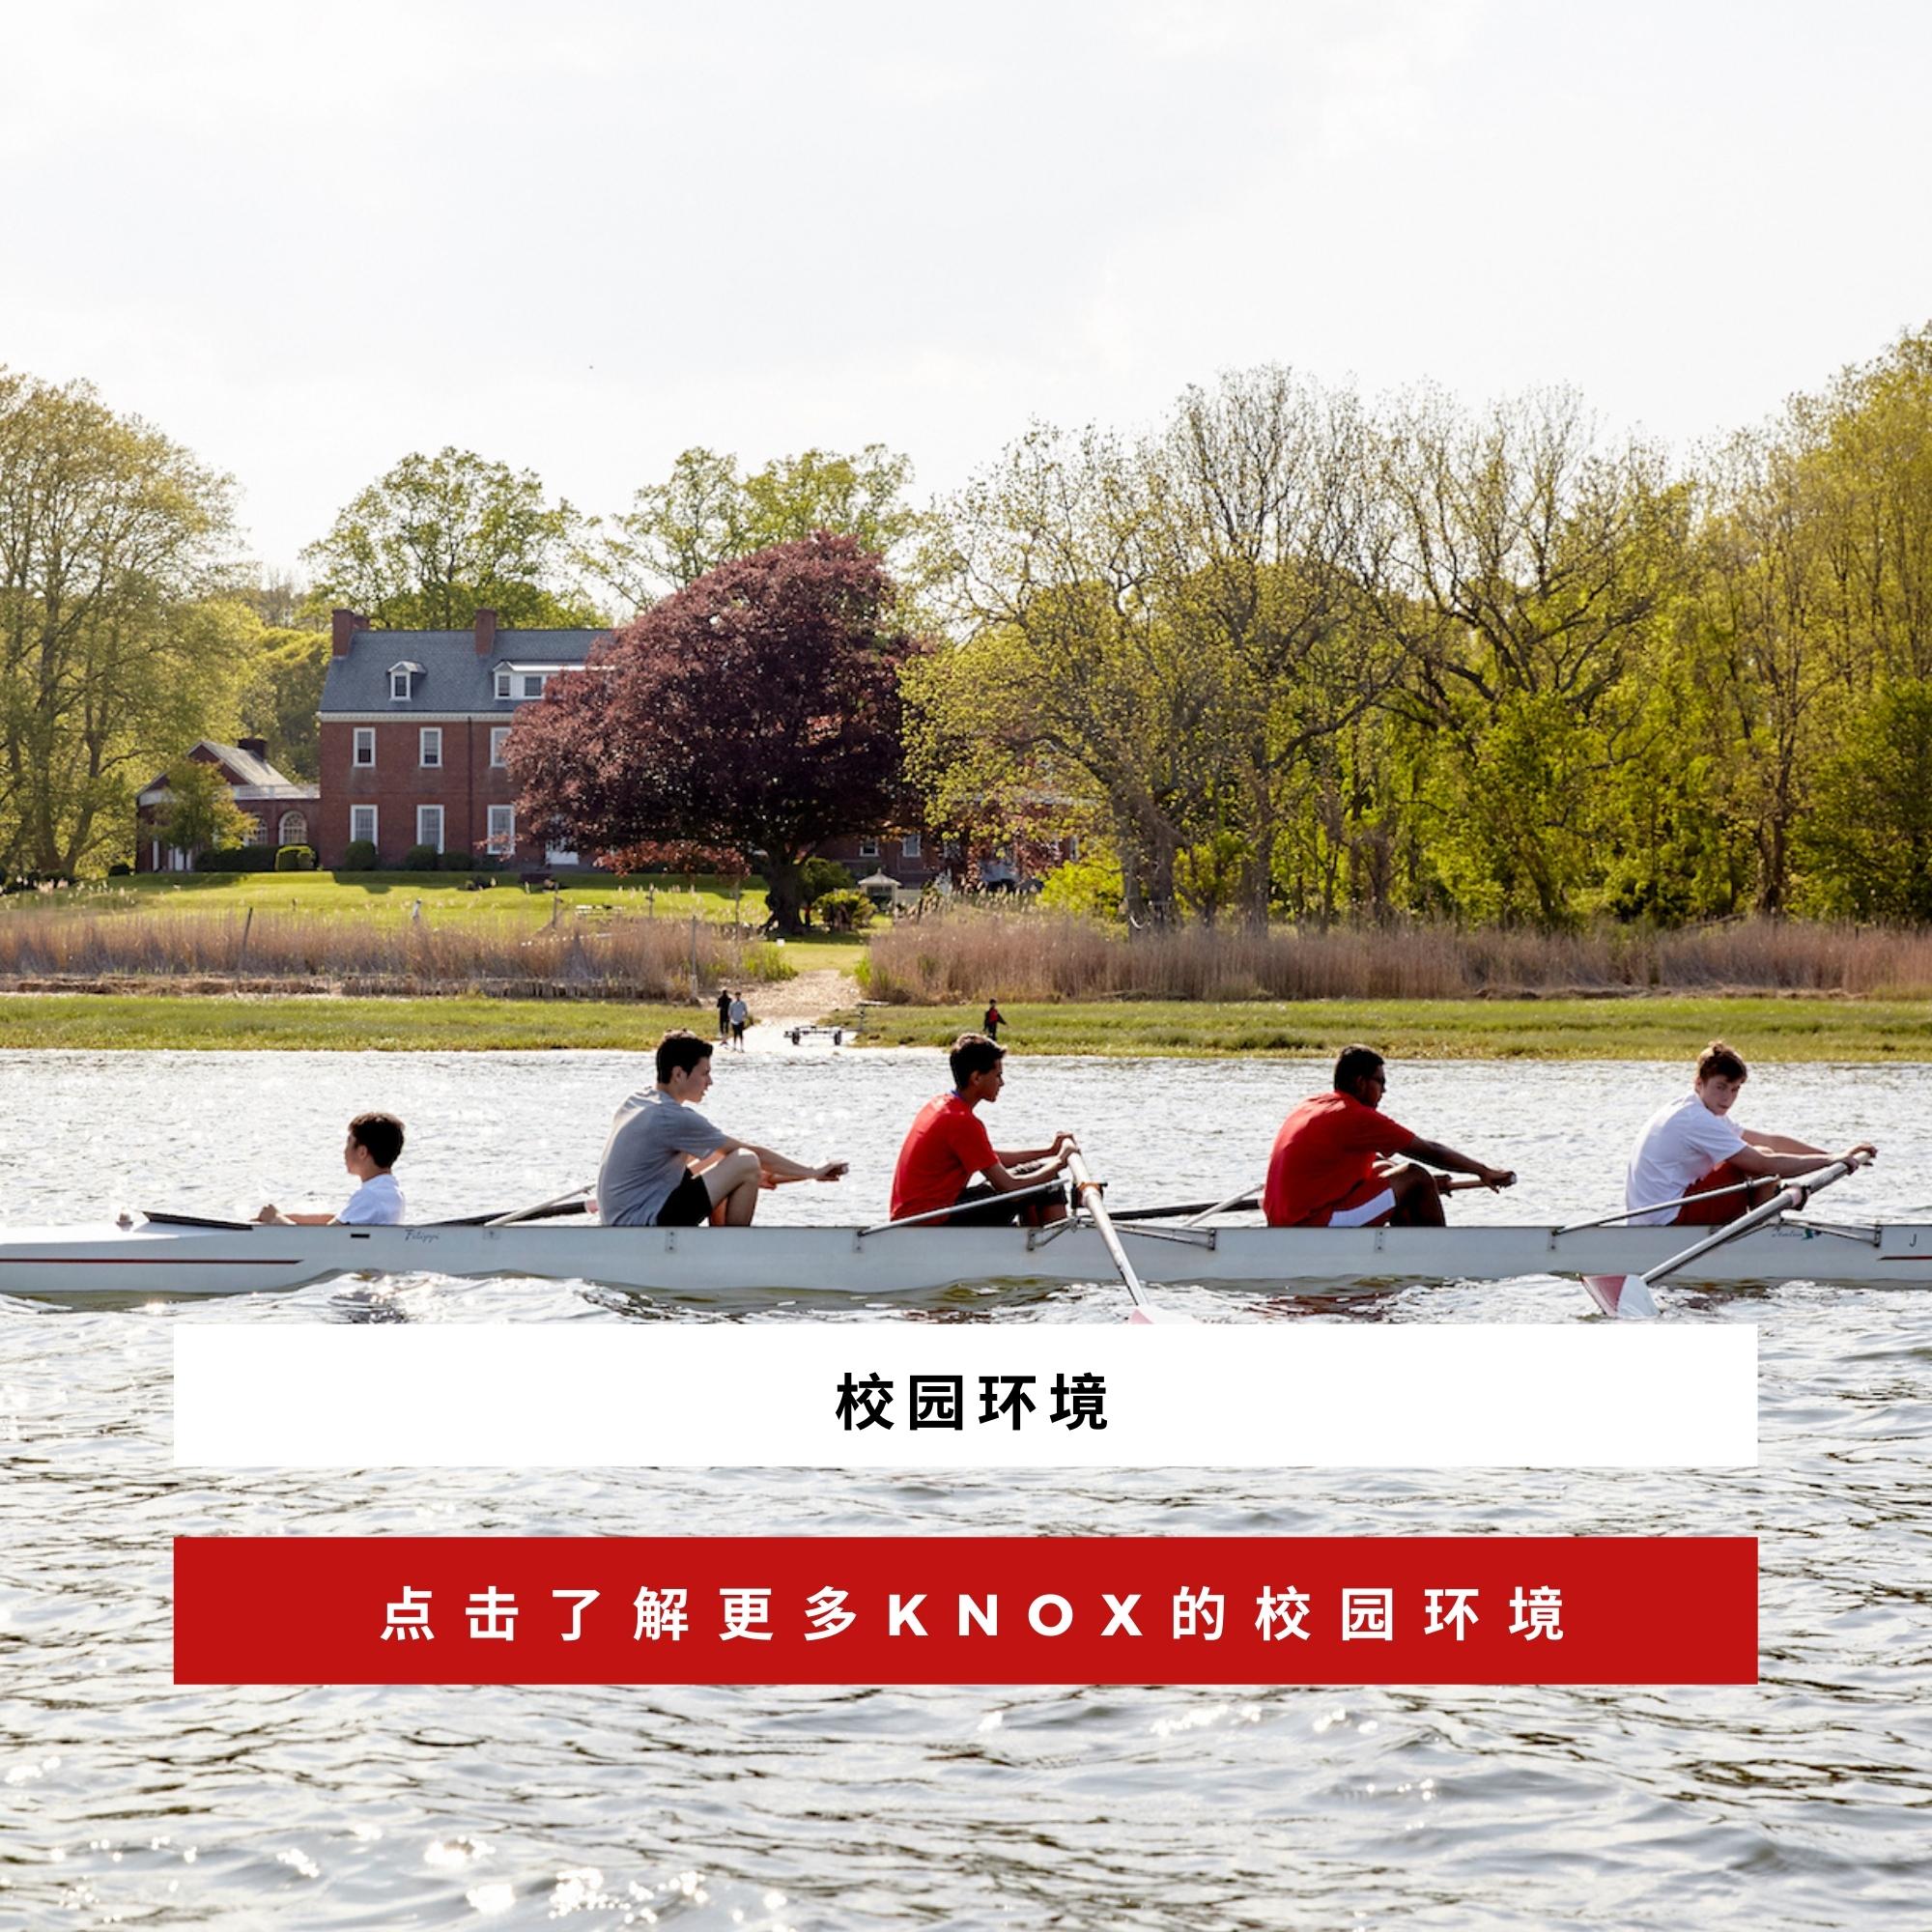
[1325,1186,1397,1229]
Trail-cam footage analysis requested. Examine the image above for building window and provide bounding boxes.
[243,815,270,844]
[520,672,548,699]
[353,727,375,768]
[859,837,880,859]
[390,669,411,700]
[490,726,510,767]
[901,834,922,859]
[416,805,444,854]
[278,810,307,846]
[487,805,516,855]
[350,805,378,848]
[495,668,513,700]
[419,726,442,769]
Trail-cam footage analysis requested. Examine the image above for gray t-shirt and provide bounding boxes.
[597,1088,730,1228]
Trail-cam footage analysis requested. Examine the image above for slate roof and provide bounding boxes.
[319,627,610,714]
[139,739,313,797]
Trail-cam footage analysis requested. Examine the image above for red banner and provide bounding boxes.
[174,1536,1756,1685]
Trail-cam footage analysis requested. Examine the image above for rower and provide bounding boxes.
[889,1033,1075,1227]
[1624,1039,1876,1226]
[256,1113,407,1226]
[1264,1045,1514,1228]
[598,1029,847,1229]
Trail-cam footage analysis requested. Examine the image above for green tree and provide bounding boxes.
[234,615,331,781]
[1800,679,1932,920]
[302,446,600,628]
[0,368,240,873]
[154,754,255,863]
[594,443,933,610]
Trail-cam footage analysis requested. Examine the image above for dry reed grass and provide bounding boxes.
[866,912,1932,1003]
[0,908,788,1000]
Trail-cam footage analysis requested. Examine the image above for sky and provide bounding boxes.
[4,0,1928,578]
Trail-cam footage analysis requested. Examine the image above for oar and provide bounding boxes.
[1181,1185,1260,1229]
[431,1200,593,1229]
[1582,1153,1873,1320]
[1065,1151,1179,1324]
[856,1177,1069,1236]
[1558,1177,1761,1234]
[480,1185,595,1230]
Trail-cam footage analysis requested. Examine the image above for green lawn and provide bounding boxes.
[839,996,1932,1063]
[0,993,706,1051]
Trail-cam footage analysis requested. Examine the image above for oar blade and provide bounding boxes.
[1582,1273,1660,1320]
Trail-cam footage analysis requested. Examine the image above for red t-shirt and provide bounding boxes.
[891,1094,999,1220]
[1263,1091,1416,1227]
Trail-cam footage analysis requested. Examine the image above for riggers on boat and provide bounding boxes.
[1,1213,1928,1304]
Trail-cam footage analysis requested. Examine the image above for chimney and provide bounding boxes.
[238,736,269,761]
[330,609,364,659]
[474,607,497,656]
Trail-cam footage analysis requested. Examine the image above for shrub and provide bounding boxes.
[274,845,316,872]
[813,888,874,932]
[342,838,378,870]
[107,862,132,877]
[1038,854,1123,922]
[404,844,440,871]
[440,850,474,871]
[800,856,853,905]
[198,844,277,872]
[473,852,505,872]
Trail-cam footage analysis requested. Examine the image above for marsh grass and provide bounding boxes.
[866,913,1932,1004]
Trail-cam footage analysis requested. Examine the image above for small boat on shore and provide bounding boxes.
[1,1211,1927,1305]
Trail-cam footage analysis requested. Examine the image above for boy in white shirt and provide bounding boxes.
[257,1113,408,1226]
[1625,1042,1873,1225]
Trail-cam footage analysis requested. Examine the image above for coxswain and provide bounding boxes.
[1264,1045,1515,1228]
[1624,1039,1875,1225]
[598,1030,847,1227]
[890,1032,1074,1226]
[256,1113,408,1226]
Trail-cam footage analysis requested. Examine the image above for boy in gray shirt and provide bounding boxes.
[597,1030,848,1228]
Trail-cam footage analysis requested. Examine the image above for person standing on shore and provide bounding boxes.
[982,998,1004,1041]
[1624,1040,1876,1225]
[728,993,750,1049]
[716,987,732,1043]
[257,1113,408,1226]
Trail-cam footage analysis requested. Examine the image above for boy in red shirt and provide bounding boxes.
[890,1033,1076,1226]
[1264,1045,1515,1228]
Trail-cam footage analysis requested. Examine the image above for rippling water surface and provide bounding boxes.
[2,1046,1928,1929]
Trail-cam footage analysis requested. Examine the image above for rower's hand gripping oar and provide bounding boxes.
[1583,1151,1874,1320]
[1065,1151,1183,1324]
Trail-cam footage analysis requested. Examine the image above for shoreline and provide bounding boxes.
[2,989,1930,1059]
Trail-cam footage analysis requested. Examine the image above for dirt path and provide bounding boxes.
[740,966,863,1043]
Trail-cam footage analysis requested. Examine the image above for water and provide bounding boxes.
[2,1048,1928,1928]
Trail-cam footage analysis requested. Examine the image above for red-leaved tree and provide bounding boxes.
[507,533,918,931]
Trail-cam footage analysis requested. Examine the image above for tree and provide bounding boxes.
[301,446,600,628]
[233,616,331,781]
[1801,679,1932,920]
[154,755,254,863]
[507,534,919,932]
[0,368,241,873]
[592,443,933,611]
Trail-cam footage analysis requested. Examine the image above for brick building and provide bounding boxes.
[316,609,611,868]
[135,739,320,872]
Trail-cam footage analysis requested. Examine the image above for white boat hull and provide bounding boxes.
[2,1217,1929,1303]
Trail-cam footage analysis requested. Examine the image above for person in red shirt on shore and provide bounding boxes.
[890,1033,1076,1226]
[1264,1044,1516,1228]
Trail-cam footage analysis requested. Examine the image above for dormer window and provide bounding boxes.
[495,668,513,700]
[521,672,548,699]
[387,660,423,701]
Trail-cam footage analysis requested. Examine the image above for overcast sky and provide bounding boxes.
[5,0,1927,576]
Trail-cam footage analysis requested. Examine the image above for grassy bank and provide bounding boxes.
[841,996,1932,1062]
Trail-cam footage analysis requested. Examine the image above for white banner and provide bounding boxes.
[174,1325,1755,1469]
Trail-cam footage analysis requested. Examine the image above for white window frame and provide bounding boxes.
[520,672,548,699]
[243,815,270,845]
[350,805,378,848]
[487,805,516,856]
[353,727,375,768]
[278,810,307,846]
[389,668,412,701]
[901,833,922,859]
[419,726,442,769]
[495,668,513,700]
[858,837,880,859]
[416,805,445,854]
[490,726,511,767]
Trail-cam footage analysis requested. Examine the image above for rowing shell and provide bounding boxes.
[2,1217,1929,1304]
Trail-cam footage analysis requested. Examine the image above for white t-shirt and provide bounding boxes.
[1625,1094,1747,1224]
[339,1172,406,1225]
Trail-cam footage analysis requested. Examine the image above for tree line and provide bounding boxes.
[4,327,1930,923]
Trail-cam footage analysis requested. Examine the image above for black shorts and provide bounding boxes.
[945,1180,1066,1228]
[654,1169,714,1228]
